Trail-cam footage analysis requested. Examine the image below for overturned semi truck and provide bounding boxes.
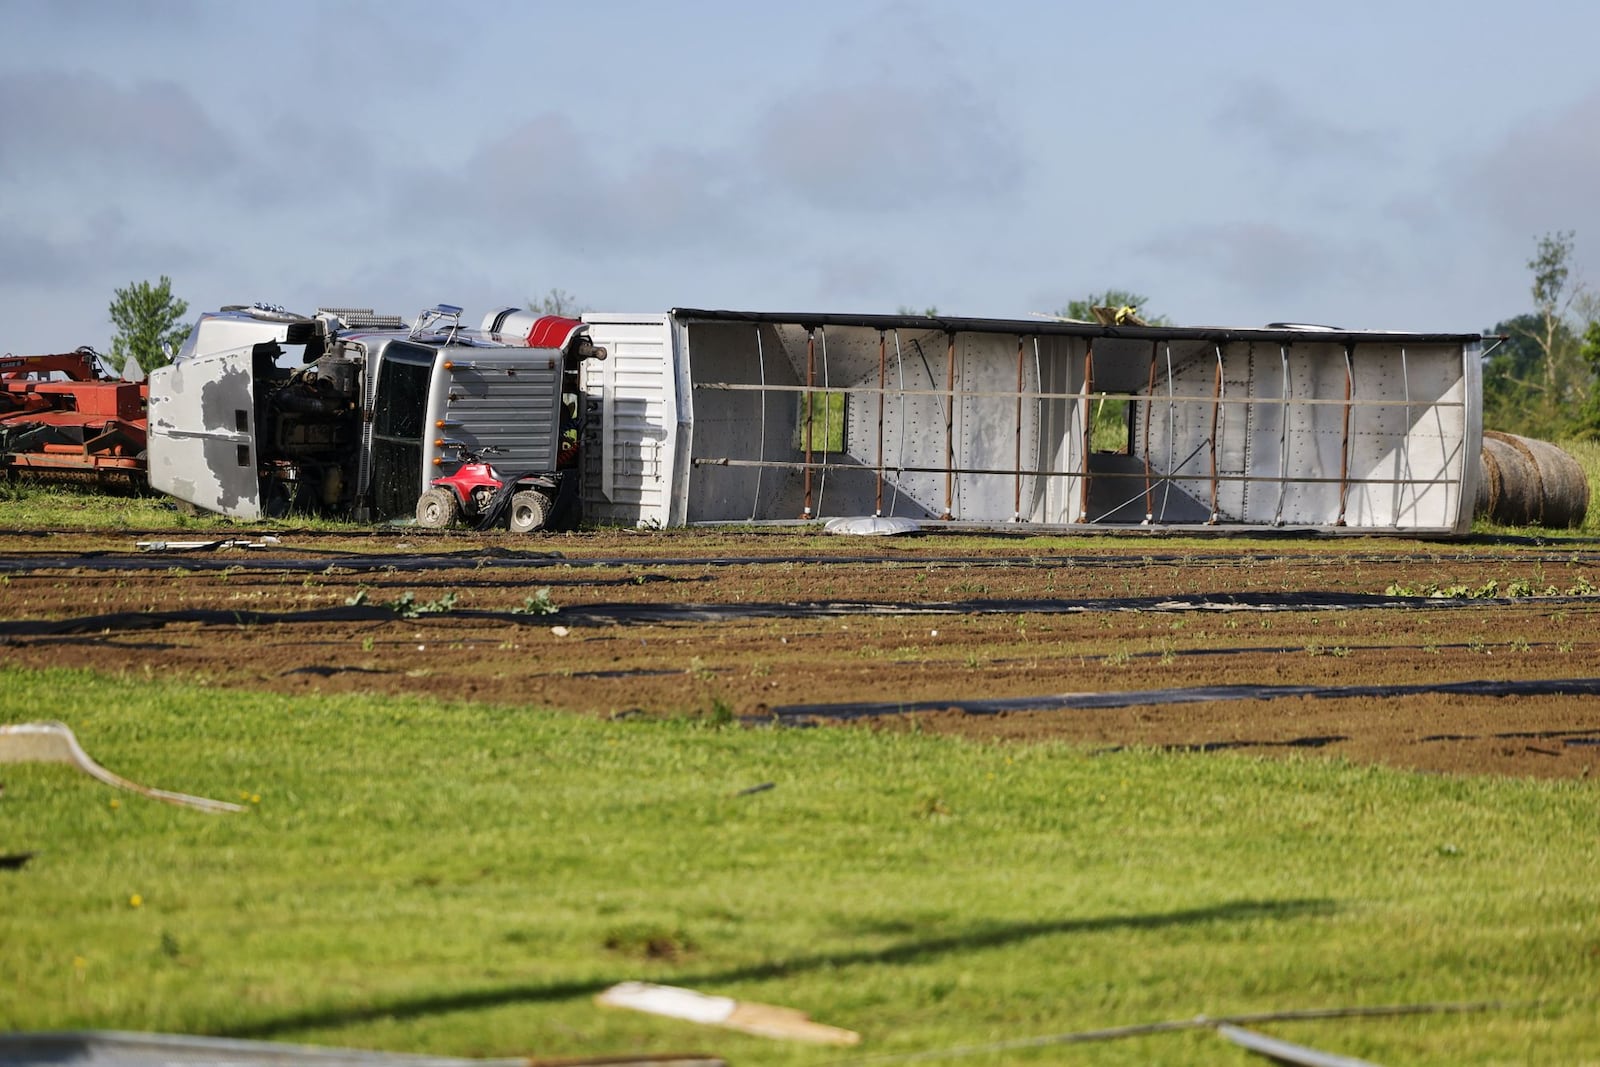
[149,305,1485,536]
[577,311,1484,536]
[148,304,605,525]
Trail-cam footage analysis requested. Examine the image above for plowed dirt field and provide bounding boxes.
[3,527,1598,779]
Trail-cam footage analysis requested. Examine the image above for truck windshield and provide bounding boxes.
[369,344,435,519]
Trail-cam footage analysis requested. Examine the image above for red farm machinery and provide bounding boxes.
[0,348,147,483]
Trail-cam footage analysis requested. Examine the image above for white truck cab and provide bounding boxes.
[148,304,603,524]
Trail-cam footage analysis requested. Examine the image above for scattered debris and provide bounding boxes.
[597,982,860,1046]
[137,537,282,552]
[733,782,775,797]
[0,722,243,814]
[825,1000,1501,1064]
[1217,1023,1379,1066]
[824,516,920,537]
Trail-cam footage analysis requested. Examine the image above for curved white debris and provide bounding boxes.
[0,722,243,814]
[823,515,920,536]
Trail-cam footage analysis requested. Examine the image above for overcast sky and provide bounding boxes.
[4,0,1600,354]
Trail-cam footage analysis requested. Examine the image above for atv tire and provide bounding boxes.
[508,490,552,534]
[415,487,460,529]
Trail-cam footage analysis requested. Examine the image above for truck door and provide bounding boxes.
[366,344,436,520]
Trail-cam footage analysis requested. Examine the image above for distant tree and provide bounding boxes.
[1575,319,1600,439]
[1482,232,1590,437]
[108,276,190,374]
[1527,232,1579,389]
[1051,290,1171,452]
[896,304,940,317]
[1482,312,1568,436]
[1056,289,1171,326]
[528,288,584,317]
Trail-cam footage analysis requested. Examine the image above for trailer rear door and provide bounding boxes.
[578,315,683,527]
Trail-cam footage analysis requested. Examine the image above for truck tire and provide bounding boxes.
[415,487,460,529]
[508,490,551,534]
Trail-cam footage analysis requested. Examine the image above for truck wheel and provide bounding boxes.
[508,490,551,534]
[416,487,460,529]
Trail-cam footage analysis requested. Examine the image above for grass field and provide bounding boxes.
[3,665,1597,1064]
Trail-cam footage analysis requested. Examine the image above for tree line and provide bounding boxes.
[1483,232,1600,440]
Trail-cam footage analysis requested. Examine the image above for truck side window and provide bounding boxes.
[373,360,430,440]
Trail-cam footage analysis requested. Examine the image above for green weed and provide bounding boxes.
[512,587,559,615]
[384,591,457,617]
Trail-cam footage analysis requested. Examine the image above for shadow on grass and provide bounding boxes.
[226,897,1333,1040]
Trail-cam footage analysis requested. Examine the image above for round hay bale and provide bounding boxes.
[1476,431,1590,527]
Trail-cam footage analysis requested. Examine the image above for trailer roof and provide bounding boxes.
[670,308,1484,346]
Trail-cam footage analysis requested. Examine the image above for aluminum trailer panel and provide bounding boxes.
[584,310,1481,536]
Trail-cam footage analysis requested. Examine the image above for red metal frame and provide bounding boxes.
[0,351,148,475]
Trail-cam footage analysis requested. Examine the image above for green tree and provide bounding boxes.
[1482,312,1569,436]
[1482,233,1591,437]
[1054,290,1171,450]
[108,276,190,374]
[528,288,584,316]
[1056,289,1171,326]
[1576,319,1600,439]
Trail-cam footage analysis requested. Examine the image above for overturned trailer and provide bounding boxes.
[146,304,1484,537]
[577,311,1484,536]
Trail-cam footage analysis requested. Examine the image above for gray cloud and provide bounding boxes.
[739,0,1022,214]
[0,71,238,180]
[229,114,382,211]
[810,253,900,308]
[12,0,209,30]
[1454,88,1600,241]
[752,80,1023,213]
[394,112,753,253]
[1214,79,1391,166]
[0,212,199,289]
[1139,221,1383,307]
[0,223,85,287]
[378,11,1022,268]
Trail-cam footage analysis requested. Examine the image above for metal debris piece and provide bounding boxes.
[1217,1023,1382,1067]
[0,722,243,814]
[823,516,921,536]
[137,537,281,552]
[597,982,860,1046]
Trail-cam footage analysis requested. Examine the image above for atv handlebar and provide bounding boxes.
[434,442,506,464]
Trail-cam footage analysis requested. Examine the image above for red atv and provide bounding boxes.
[414,446,560,534]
